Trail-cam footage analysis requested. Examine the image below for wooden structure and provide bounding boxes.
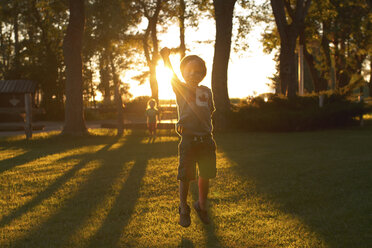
[0,80,37,139]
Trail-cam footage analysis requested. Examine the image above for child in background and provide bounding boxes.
[160,47,216,228]
[145,98,160,140]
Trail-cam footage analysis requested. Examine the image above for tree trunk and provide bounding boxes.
[13,2,20,79]
[141,0,161,103]
[270,0,312,97]
[99,53,111,104]
[143,22,159,103]
[279,41,297,97]
[179,0,186,59]
[336,37,350,88]
[149,63,159,101]
[110,54,124,136]
[150,17,159,102]
[300,31,327,92]
[62,0,87,135]
[212,0,236,130]
[320,21,334,89]
[0,23,4,76]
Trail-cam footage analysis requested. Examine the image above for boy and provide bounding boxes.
[145,98,160,140]
[160,47,216,227]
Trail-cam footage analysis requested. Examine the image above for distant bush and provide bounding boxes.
[35,101,64,121]
[124,96,152,113]
[83,96,153,121]
[229,94,370,132]
[85,108,117,121]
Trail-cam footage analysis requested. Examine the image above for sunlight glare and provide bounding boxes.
[156,54,181,100]
[94,91,103,102]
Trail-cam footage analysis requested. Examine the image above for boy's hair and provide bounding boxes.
[147,98,157,110]
[180,55,207,78]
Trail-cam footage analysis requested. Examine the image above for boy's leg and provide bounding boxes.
[198,176,209,210]
[193,138,216,225]
[193,176,210,224]
[179,179,191,227]
[179,180,190,213]
[177,136,197,227]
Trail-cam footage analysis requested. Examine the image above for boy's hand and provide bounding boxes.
[160,47,174,74]
[160,47,180,87]
[160,47,171,59]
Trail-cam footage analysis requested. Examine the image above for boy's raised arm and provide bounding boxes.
[160,47,181,85]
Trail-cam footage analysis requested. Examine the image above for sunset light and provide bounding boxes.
[2,1,371,247]
[125,23,276,100]
[156,54,181,100]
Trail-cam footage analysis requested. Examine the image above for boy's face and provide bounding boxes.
[182,60,206,87]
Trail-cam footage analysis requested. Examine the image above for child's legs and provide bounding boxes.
[198,177,209,210]
[179,180,190,212]
[148,123,156,136]
[196,137,216,210]
[178,136,197,211]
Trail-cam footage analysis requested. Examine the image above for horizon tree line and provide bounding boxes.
[0,0,370,135]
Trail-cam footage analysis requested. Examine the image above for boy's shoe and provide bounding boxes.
[179,205,191,227]
[193,201,210,225]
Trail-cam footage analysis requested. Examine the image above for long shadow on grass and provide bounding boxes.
[86,137,179,248]
[0,133,114,174]
[9,133,134,247]
[179,237,194,248]
[0,136,121,229]
[190,181,222,248]
[11,132,178,248]
[217,131,372,247]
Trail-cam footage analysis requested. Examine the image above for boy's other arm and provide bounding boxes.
[160,48,183,92]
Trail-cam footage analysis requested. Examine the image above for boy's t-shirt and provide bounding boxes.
[171,77,215,136]
[146,108,159,123]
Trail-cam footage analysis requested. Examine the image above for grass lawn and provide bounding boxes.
[0,126,372,248]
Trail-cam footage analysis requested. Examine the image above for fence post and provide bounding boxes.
[359,95,364,127]
[319,95,325,108]
[25,93,32,139]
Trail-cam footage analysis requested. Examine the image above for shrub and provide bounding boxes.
[124,96,152,113]
[85,108,117,121]
[230,94,370,132]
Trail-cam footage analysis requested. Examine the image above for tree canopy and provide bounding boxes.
[0,0,370,129]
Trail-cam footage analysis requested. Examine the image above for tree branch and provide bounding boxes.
[284,0,294,20]
[137,0,150,19]
[270,0,289,43]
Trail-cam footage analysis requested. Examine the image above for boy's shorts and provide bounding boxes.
[177,135,217,181]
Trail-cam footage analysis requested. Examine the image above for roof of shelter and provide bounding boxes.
[0,80,36,94]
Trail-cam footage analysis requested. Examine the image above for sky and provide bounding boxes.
[119,17,276,100]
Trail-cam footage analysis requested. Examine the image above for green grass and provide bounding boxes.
[1,127,372,247]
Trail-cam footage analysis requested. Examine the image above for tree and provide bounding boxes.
[211,0,237,129]
[136,0,163,103]
[0,0,68,118]
[0,1,13,79]
[85,0,140,135]
[62,0,87,135]
[85,0,136,106]
[265,0,371,95]
[299,28,328,92]
[178,0,186,58]
[29,0,68,119]
[270,0,312,97]
[325,0,371,90]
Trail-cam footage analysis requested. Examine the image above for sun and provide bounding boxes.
[156,54,182,100]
